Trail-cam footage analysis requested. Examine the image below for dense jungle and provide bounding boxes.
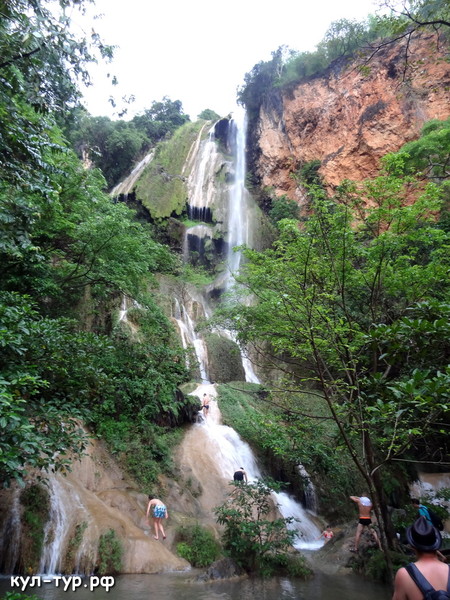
[0,0,450,598]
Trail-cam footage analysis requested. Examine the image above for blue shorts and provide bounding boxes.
[153,505,166,518]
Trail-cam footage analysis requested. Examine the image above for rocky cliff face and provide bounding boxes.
[251,33,450,202]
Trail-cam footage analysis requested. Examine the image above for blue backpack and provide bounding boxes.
[405,563,450,600]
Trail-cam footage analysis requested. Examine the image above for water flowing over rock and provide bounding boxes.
[175,383,323,550]
[110,152,155,198]
[0,439,190,575]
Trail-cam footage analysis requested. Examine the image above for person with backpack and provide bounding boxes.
[392,515,450,599]
[412,498,445,531]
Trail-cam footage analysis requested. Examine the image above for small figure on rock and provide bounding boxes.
[146,497,168,541]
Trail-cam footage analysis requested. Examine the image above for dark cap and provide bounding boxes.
[406,516,442,552]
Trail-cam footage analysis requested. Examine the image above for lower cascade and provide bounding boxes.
[185,384,323,551]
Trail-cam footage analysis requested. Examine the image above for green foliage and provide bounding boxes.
[176,523,221,567]
[132,97,190,142]
[297,160,323,187]
[269,195,300,225]
[214,479,299,576]
[2,594,40,600]
[213,159,449,555]
[97,529,123,575]
[0,292,97,483]
[135,121,204,220]
[197,109,221,121]
[0,0,112,192]
[20,484,50,570]
[237,47,287,118]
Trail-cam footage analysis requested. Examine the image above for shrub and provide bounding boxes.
[214,479,299,576]
[97,529,123,575]
[176,523,221,567]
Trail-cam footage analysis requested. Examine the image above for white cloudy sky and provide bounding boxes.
[77,0,379,121]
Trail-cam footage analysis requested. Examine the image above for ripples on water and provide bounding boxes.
[0,571,391,600]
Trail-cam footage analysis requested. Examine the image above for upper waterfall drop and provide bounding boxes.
[225,106,254,284]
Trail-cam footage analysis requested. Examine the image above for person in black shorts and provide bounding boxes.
[233,467,248,483]
[202,393,210,417]
[350,494,381,551]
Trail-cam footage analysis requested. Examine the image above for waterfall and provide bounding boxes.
[226,108,251,279]
[110,151,154,198]
[39,477,70,574]
[188,384,323,550]
[298,464,319,513]
[172,298,209,382]
[223,108,259,383]
[176,110,260,384]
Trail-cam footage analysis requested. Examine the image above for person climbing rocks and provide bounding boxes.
[146,497,168,541]
[233,467,248,483]
[350,494,382,551]
[202,393,210,417]
[392,515,450,599]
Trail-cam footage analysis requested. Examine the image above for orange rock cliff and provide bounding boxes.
[249,32,450,202]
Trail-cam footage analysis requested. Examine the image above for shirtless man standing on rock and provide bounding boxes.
[350,494,382,551]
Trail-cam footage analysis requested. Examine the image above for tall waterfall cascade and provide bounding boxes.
[173,108,261,384]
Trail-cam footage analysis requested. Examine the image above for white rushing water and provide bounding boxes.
[193,384,323,550]
[39,477,69,574]
[226,107,251,278]
[172,297,209,382]
[110,151,154,198]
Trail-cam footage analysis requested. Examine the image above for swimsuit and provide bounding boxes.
[233,471,244,481]
[323,531,334,539]
[359,517,372,526]
[153,504,166,518]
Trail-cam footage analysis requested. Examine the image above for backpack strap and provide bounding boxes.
[405,563,435,595]
[405,563,450,595]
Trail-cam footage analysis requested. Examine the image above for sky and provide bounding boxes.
[77,0,379,121]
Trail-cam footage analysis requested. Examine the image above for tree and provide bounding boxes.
[215,171,449,576]
[0,0,113,190]
[131,97,190,144]
[214,479,301,575]
[269,195,300,225]
[197,109,221,121]
[362,0,450,77]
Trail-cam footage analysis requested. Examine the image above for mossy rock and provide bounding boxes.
[205,334,245,382]
[134,122,205,220]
